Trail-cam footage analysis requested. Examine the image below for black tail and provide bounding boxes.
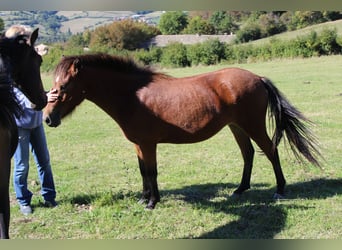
[261,77,321,167]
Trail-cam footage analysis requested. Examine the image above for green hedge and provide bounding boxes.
[41,28,342,72]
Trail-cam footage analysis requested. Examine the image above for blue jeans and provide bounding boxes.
[13,124,56,206]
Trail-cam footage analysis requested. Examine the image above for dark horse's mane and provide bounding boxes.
[55,53,169,85]
[0,35,22,159]
[0,36,21,119]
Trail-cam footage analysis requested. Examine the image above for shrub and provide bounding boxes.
[89,19,160,51]
[258,13,286,37]
[199,39,226,65]
[236,22,262,43]
[318,28,340,55]
[186,43,202,66]
[134,47,162,65]
[186,39,226,66]
[160,42,189,67]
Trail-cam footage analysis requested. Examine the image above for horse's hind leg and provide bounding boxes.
[244,123,286,197]
[229,124,255,196]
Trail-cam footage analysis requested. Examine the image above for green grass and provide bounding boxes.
[9,56,342,239]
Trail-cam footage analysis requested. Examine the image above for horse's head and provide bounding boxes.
[44,57,86,127]
[3,26,47,110]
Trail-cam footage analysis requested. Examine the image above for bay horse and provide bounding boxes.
[44,53,321,210]
[0,28,47,239]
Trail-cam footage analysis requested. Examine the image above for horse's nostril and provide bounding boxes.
[45,116,52,126]
[44,113,61,127]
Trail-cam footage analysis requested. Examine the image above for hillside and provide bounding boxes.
[0,11,163,42]
[246,19,342,46]
[57,11,163,33]
[1,11,341,47]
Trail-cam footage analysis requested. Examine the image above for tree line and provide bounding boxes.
[2,11,341,70]
[51,11,342,51]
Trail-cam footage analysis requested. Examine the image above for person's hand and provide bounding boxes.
[47,88,58,102]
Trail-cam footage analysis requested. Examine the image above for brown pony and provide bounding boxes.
[0,28,47,239]
[44,53,321,209]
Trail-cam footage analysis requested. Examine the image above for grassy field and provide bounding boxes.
[9,56,342,239]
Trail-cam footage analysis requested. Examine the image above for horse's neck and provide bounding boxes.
[82,72,139,122]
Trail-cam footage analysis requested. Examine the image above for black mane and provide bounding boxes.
[0,54,21,123]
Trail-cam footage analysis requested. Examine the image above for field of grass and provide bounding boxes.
[9,56,341,239]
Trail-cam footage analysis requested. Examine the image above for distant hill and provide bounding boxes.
[0,11,163,43]
[57,11,162,33]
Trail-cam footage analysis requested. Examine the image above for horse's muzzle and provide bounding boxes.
[44,111,61,127]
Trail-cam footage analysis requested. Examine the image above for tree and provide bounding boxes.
[258,13,286,37]
[209,11,238,34]
[182,16,214,34]
[288,11,326,30]
[235,22,262,43]
[158,11,188,35]
[89,19,160,51]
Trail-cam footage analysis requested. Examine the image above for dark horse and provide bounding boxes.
[44,53,321,209]
[0,28,47,239]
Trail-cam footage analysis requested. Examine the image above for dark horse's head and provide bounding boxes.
[0,26,47,110]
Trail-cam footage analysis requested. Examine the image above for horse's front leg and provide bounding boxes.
[135,143,160,209]
[137,157,150,204]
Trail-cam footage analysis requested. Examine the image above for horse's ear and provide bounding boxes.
[71,58,81,76]
[29,28,39,46]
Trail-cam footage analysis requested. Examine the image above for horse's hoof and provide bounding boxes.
[145,201,156,210]
[273,193,285,200]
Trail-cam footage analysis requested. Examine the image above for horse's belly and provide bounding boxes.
[159,118,228,144]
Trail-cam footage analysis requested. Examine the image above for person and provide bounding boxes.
[12,87,59,215]
[5,25,59,215]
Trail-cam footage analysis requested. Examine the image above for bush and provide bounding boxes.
[199,39,226,65]
[318,28,340,55]
[224,44,255,64]
[133,47,162,65]
[187,39,225,66]
[160,42,189,67]
[258,13,286,37]
[89,19,160,51]
[236,22,262,43]
[186,43,202,66]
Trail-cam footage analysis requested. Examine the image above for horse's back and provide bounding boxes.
[132,67,267,144]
